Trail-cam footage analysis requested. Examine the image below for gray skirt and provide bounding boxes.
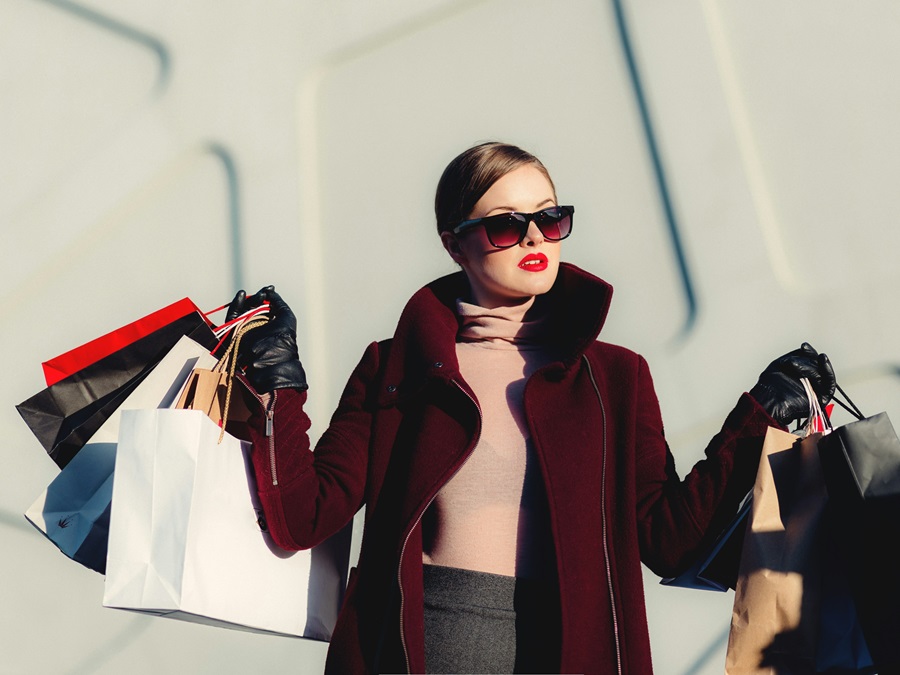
[422,564,561,674]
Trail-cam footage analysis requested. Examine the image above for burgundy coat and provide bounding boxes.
[242,263,775,674]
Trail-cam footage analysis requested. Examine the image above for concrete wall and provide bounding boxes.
[3,1,900,672]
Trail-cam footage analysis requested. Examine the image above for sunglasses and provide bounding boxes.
[452,205,574,249]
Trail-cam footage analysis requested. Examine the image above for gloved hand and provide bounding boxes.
[749,342,835,427]
[223,285,308,393]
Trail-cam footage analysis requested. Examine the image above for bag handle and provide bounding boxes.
[830,381,864,420]
[206,302,271,354]
[801,377,832,435]
[203,300,269,324]
[211,316,268,443]
[798,374,865,426]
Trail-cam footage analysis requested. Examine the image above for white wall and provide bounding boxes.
[4,1,900,673]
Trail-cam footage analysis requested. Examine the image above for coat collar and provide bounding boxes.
[377,262,613,405]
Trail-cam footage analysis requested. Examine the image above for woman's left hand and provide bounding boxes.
[749,342,836,426]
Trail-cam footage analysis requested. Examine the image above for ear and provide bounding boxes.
[440,231,467,265]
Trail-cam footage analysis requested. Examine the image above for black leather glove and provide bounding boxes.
[749,342,835,427]
[223,285,308,393]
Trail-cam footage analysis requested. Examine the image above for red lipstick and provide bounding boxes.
[518,252,548,272]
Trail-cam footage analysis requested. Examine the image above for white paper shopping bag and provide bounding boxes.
[103,408,349,640]
[25,335,217,572]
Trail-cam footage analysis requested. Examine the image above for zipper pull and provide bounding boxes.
[264,391,276,436]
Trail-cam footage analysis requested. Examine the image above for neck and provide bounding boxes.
[467,293,536,320]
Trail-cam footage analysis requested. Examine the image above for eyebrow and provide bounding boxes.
[485,198,556,216]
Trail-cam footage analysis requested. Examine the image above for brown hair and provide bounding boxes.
[434,141,556,235]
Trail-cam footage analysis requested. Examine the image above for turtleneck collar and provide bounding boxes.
[376,263,614,406]
[456,297,551,348]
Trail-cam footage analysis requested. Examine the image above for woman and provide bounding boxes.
[229,141,835,674]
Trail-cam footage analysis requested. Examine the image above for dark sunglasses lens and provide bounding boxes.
[535,207,572,241]
[485,215,526,248]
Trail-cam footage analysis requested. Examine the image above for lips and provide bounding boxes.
[518,252,548,272]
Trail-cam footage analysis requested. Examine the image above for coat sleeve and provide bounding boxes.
[241,341,382,551]
[632,355,777,577]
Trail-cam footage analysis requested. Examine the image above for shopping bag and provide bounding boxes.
[103,408,350,639]
[661,491,751,591]
[175,314,266,438]
[726,379,830,674]
[17,310,218,468]
[815,513,875,673]
[818,404,900,669]
[41,297,204,386]
[176,368,228,421]
[24,335,217,573]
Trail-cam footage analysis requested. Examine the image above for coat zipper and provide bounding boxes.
[397,379,482,673]
[241,380,280,486]
[582,355,622,675]
[266,390,278,485]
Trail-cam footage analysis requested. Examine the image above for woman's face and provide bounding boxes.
[441,164,561,309]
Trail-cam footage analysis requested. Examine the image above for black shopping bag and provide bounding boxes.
[660,490,751,592]
[816,500,875,673]
[17,311,217,468]
[818,406,900,670]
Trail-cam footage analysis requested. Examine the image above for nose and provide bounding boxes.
[521,219,544,246]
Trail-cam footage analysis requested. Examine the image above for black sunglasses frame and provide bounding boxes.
[451,205,575,249]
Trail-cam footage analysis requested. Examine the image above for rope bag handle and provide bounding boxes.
[211,316,268,443]
[801,377,832,436]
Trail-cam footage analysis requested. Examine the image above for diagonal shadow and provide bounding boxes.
[36,0,171,94]
[610,0,698,343]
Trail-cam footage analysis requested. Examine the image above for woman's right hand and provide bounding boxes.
[225,286,308,393]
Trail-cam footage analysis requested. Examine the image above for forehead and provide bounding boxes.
[472,165,556,217]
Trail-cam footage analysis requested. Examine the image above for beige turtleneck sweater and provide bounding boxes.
[421,299,556,580]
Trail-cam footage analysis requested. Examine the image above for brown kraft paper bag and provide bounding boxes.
[725,425,829,674]
[175,317,264,440]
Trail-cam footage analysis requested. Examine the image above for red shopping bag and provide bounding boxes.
[41,297,206,386]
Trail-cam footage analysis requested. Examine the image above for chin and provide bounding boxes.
[525,268,559,295]
[499,280,554,304]
[472,264,560,306]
